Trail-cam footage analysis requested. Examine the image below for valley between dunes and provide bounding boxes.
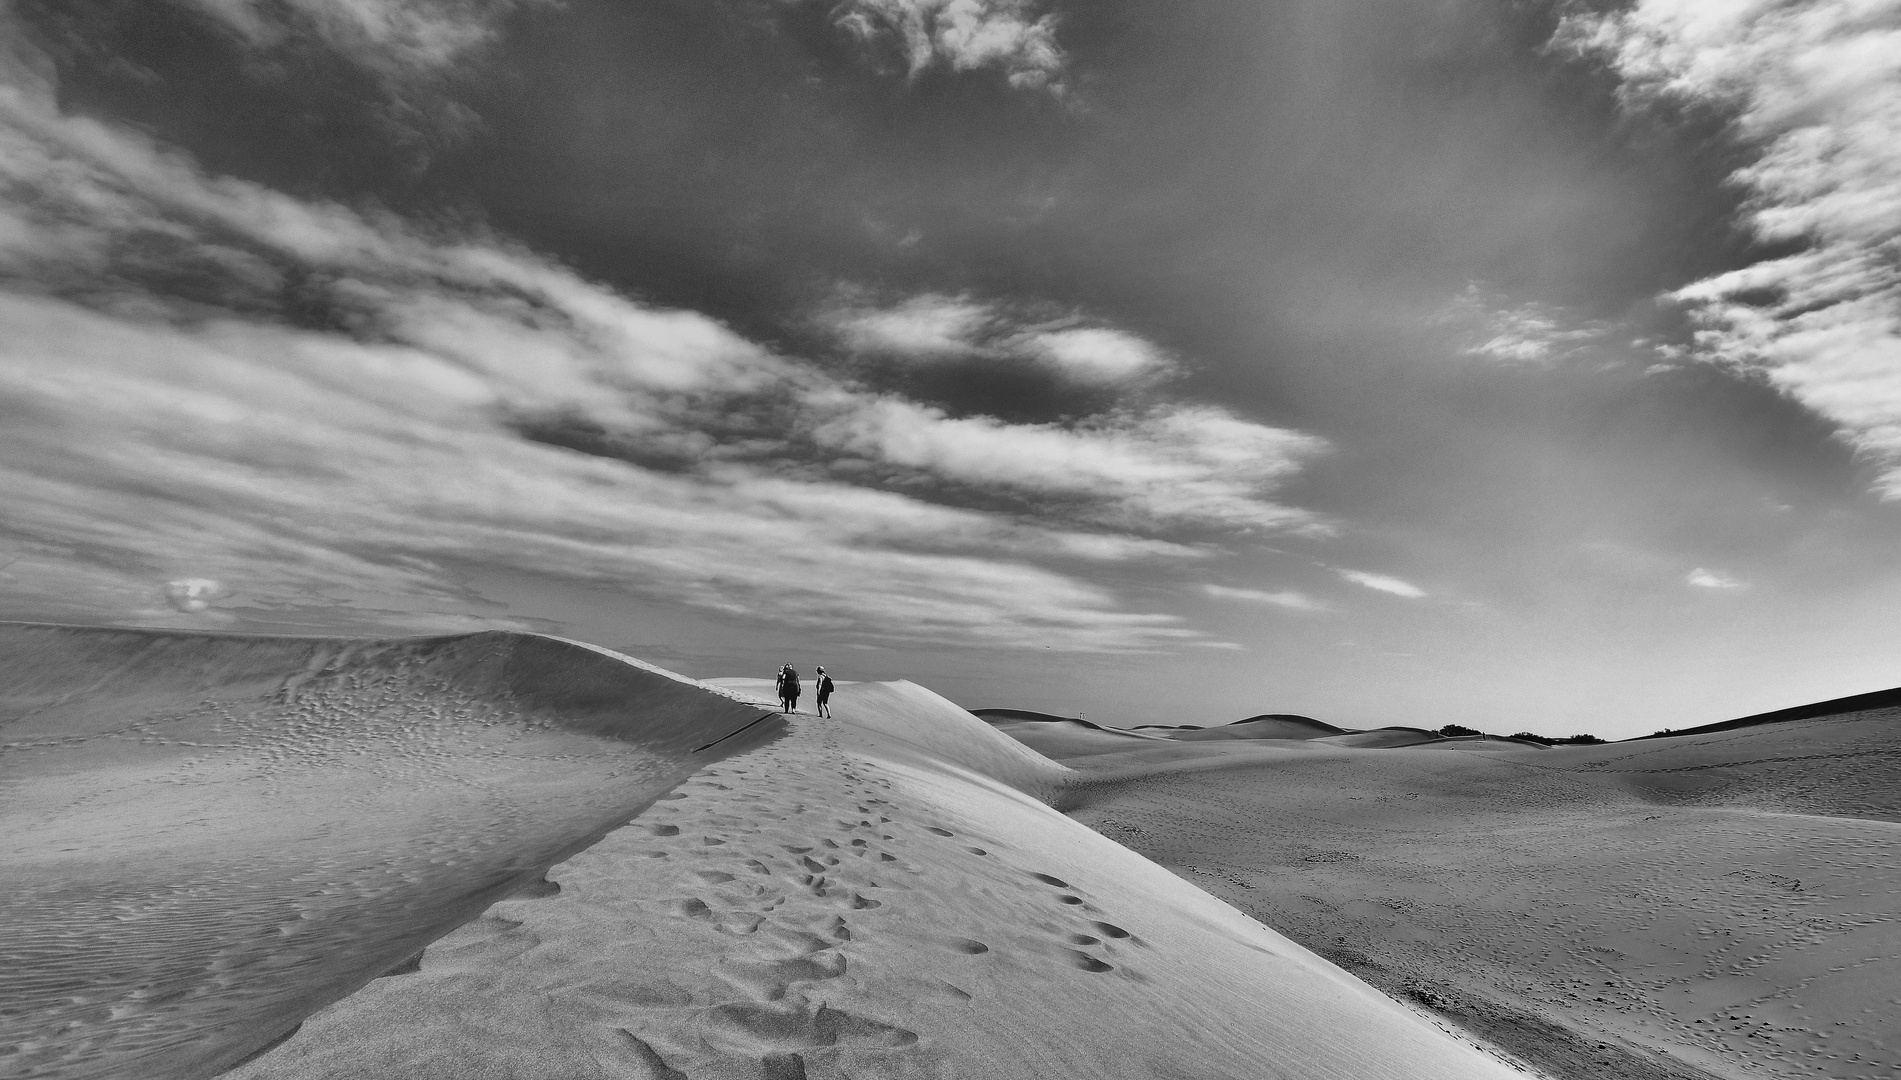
[1004,710,1901,1080]
[3,623,1895,1080]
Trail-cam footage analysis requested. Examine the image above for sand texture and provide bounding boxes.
[216,676,1527,1080]
[1033,710,1901,1080]
[1,622,1538,1080]
[0,625,781,1080]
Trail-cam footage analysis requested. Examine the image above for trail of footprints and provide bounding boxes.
[471,729,1148,1080]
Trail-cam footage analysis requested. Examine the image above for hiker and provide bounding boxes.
[814,666,834,718]
[776,664,801,713]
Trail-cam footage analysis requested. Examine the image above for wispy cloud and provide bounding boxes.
[823,293,1176,384]
[1686,567,1747,590]
[1559,1,1901,496]
[1440,283,1609,365]
[0,39,1325,651]
[812,399,1327,532]
[830,0,1066,93]
[1201,584,1326,611]
[825,293,992,357]
[1337,569,1427,599]
[1018,327,1170,383]
[173,0,543,73]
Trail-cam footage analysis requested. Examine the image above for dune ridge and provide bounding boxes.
[3,624,1530,1080]
[0,623,780,1080]
[1034,701,1901,1080]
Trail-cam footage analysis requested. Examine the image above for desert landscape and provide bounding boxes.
[6,2,1901,1079]
[4,622,1895,1080]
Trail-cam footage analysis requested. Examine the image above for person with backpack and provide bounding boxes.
[775,665,801,713]
[814,666,834,717]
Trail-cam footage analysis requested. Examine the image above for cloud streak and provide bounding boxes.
[0,36,1325,651]
[1440,283,1609,365]
[1337,569,1427,599]
[172,0,543,73]
[1201,584,1325,611]
[823,293,1177,384]
[1560,0,1901,496]
[1687,567,1747,590]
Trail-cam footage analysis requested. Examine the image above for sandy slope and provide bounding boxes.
[1039,711,1901,1080]
[0,625,780,1080]
[221,678,1531,1080]
[6,626,1530,1080]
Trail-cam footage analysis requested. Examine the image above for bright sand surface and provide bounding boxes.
[3,625,1531,1080]
[0,625,781,1079]
[1040,711,1901,1080]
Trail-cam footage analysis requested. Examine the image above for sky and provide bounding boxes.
[2,0,1899,738]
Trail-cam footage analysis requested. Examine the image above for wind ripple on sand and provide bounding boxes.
[0,624,779,1080]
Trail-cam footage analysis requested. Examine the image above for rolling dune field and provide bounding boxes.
[1034,710,1901,1080]
[4,625,1529,1080]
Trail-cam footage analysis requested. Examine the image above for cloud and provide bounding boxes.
[1201,584,1325,611]
[1017,327,1171,383]
[1559,1,1901,496]
[164,577,229,613]
[1687,567,1747,590]
[811,398,1327,531]
[172,0,543,73]
[824,293,1175,383]
[1440,283,1609,365]
[0,49,1327,651]
[825,293,991,357]
[1337,569,1427,598]
[831,0,1066,92]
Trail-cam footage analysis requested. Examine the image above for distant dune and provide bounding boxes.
[1037,699,1901,1080]
[3,624,1523,1080]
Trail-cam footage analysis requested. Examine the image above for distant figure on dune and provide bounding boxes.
[776,664,801,713]
[814,666,834,717]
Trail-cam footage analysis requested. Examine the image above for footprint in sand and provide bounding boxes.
[1066,950,1114,973]
[924,826,954,836]
[701,1001,919,1051]
[613,1032,688,1080]
[1029,872,1070,888]
[945,937,990,954]
[646,824,681,837]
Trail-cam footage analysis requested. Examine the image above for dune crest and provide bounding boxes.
[223,661,1523,1080]
[0,623,780,1080]
[0,623,1536,1079]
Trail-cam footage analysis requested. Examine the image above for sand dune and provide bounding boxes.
[970,708,1177,759]
[1046,708,1901,1080]
[4,625,1528,1080]
[0,624,781,1080]
[1167,714,1347,741]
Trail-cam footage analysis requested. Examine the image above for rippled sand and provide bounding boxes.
[1038,708,1901,1080]
[2,623,1533,1080]
[0,625,778,1079]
